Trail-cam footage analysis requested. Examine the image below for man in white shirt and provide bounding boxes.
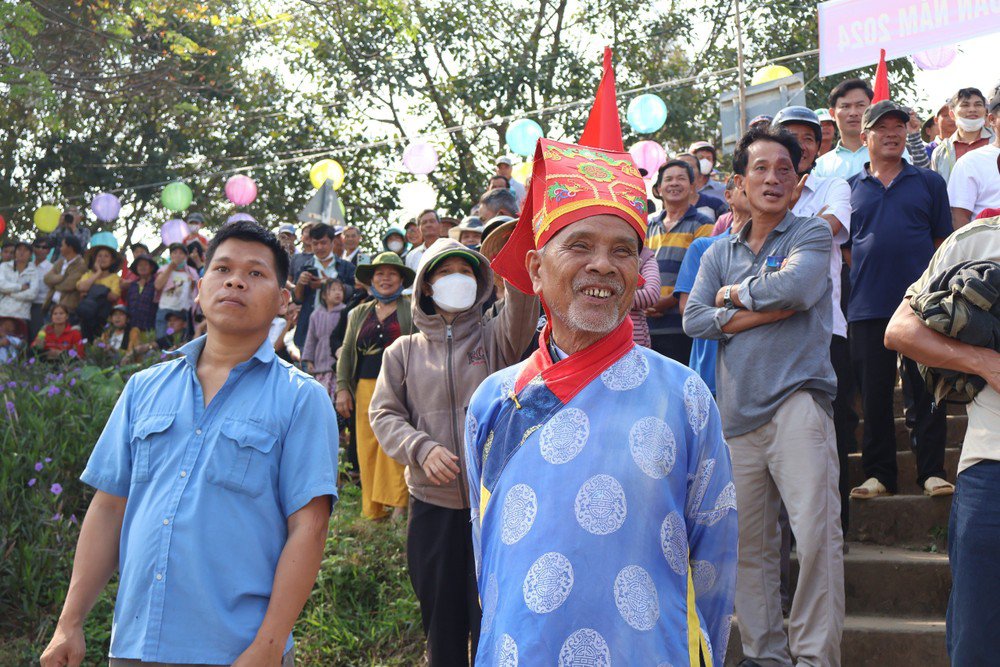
[29,237,53,340]
[341,225,371,267]
[885,213,1000,665]
[494,156,526,208]
[404,209,442,271]
[774,106,856,537]
[948,91,1000,229]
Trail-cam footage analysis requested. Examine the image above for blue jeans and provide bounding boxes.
[947,460,1000,663]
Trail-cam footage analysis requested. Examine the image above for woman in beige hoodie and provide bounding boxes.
[369,238,538,667]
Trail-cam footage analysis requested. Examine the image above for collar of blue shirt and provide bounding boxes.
[179,334,276,370]
[857,160,918,183]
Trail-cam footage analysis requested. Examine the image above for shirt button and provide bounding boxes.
[163,518,170,525]
[155,573,163,581]
[195,428,202,435]
[180,470,187,478]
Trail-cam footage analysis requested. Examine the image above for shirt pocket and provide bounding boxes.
[130,413,176,484]
[206,419,278,498]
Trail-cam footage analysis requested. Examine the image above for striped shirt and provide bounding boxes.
[645,206,713,335]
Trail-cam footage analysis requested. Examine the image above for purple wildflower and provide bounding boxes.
[4,401,13,413]
[35,462,43,471]
[28,478,36,487]
[165,327,175,335]
[52,513,62,521]
[46,386,60,397]
[67,349,78,358]
[96,341,106,349]
[32,385,40,392]
[69,514,78,524]
[69,378,77,387]
[50,483,62,496]
[28,357,36,365]
[6,380,15,388]
[45,457,52,463]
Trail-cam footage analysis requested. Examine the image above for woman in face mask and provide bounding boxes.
[381,226,408,257]
[367,238,540,666]
[930,87,992,182]
[335,252,416,521]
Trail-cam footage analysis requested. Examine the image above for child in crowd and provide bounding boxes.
[32,303,84,360]
[302,279,347,396]
[0,316,24,363]
[98,305,140,356]
[155,309,191,353]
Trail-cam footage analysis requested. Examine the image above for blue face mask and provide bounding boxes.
[370,284,405,303]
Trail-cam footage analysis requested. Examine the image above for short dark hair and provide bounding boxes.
[489,174,511,188]
[168,242,188,255]
[309,223,339,241]
[14,241,32,255]
[131,242,149,253]
[950,87,986,108]
[205,220,289,286]
[732,126,803,176]
[1,241,13,251]
[61,236,83,256]
[478,188,519,217]
[828,78,874,107]
[33,236,50,249]
[185,241,204,257]
[417,209,439,222]
[656,159,695,186]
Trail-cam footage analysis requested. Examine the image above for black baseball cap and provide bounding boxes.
[862,100,909,130]
[989,90,1000,113]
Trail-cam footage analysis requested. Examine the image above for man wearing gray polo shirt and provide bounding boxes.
[684,126,843,667]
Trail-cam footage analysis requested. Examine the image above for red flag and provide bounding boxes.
[872,48,889,103]
[578,46,624,152]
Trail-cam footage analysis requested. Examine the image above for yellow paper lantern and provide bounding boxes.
[512,161,533,185]
[34,205,61,232]
[309,159,345,190]
[750,65,794,86]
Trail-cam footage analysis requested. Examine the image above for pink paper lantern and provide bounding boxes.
[913,46,957,71]
[91,193,122,222]
[402,142,439,175]
[629,141,667,180]
[226,212,256,225]
[161,218,190,246]
[225,175,258,207]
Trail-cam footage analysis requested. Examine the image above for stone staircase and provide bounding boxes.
[725,390,964,666]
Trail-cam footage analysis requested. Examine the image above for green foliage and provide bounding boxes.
[0,353,422,665]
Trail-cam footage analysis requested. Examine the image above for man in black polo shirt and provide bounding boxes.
[846,100,954,500]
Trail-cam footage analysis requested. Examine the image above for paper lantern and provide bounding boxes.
[309,159,345,190]
[750,65,794,86]
[512,161,533,184]
[0,215,5,236]
[89,231,119,252]
[403,142,439,175]
[224,175,258,207]
[913,46,957,71]
[628,141,667,180]
[398,181,437,215]
[161,218,190,245]
[91,193,121,222]
[505,119,544,157]
[226,212,257,225]
[161,182,193,212]
[626,94,668,134]
[34,205,61,232]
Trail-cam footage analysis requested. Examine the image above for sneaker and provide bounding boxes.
[923,476,955,497]
[850,477,890,499]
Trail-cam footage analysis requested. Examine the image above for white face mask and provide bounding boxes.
[698,158,713,176]
[955,116,986,133]
[387,240,404,253]
[430,273,478,313]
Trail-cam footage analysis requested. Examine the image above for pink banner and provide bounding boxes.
[818,0,1000,76]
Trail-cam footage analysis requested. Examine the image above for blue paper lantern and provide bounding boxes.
[89,231,119,252]
[505,119,545,157]
[627,94,668,134]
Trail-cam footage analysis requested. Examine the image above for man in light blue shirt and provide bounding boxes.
[41,221,339,667]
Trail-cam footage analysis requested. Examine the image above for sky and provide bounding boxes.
[911,34,1000,113]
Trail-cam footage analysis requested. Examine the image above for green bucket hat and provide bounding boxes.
[355,251,416,288]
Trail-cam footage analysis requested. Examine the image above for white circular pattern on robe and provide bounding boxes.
[466,411,479,449]
[539,408,589,465]
[629,416,677,479]
[499,372,516,400]
[683,375,712,434]
[496,633,518,667]
[660,511,688,576]
[501,484,538,545]
[692,560,718,596]
[522,552,574,614]
[574,474,628,535]
[600,347,649,391]
[481,573,498,634]
[613,565,660,631]
[558,628,611,667]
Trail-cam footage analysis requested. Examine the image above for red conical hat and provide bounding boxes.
[492,47,647,295]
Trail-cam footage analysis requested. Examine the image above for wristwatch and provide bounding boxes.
[723,284,735,309]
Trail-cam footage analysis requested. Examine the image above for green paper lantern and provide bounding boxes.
[161,182,193,212]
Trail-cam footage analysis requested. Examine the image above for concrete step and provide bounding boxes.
[847,448,962,495]
[725,614,948,666]
[847,495,951,552]
[787,544,951,618]
[852,414,967,451]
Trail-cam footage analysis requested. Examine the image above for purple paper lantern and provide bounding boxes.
[161,218,190,246]
[402,142,439,175]
[226,212,257,225]
[913,46,957,71]
[91,193,121,222]
[225,175,258,207]
[629,141,667,180]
